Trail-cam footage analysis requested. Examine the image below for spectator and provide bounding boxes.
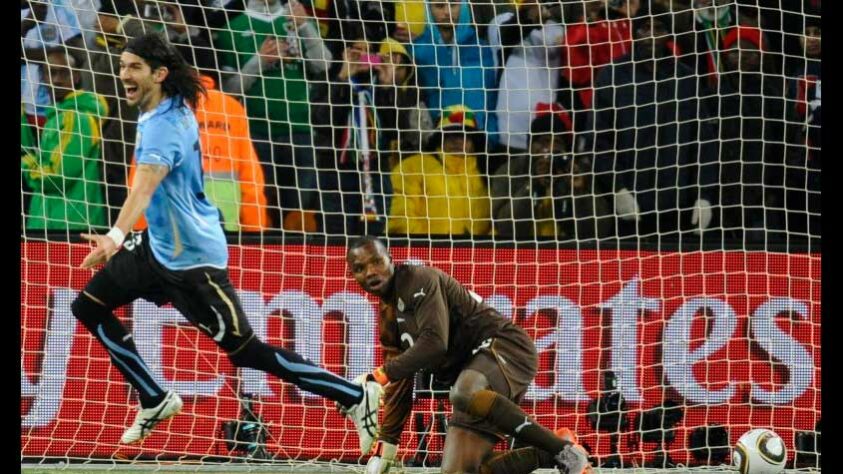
[303,0,394,62]
[141,1,218,73]
[215,0,331,231]
[388,106,491,236]
[195,73,270,232]
[374,38,434,165]
[126,71,271,233]
[588,13,719,240]
[784,14,820,238]
[492,104,613,240]
[21,49,109,231]
[311,27,392,235]
[21,0,98,126]
[393,0,514,42]
[410,0,498,139]
[558,0,640,113]
[21,104,37,230]
[312,32,433,235]
[716,26,790,242]
[488,0,564,156]
[679,0,756,88]
[393,0,427,41]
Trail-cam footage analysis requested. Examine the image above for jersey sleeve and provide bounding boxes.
[136,119,182,170]
[382,269,449,382]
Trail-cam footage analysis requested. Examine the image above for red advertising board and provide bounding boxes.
[21,242,821,465]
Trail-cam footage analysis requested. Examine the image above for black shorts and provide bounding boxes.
[449,323,539,441]
[82,231,254,353]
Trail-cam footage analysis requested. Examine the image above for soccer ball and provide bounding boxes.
[732,429,787,474]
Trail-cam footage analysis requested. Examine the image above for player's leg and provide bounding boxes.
[479,429,581,474]
[173,268,382,452]
[450,331,590,473]
[71,269,169,409]
[71,237,182,444]
[440,425,497,474]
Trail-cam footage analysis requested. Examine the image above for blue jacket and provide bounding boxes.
[410,1,498,137]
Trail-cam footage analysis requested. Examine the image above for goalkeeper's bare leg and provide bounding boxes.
[439,340,590,474]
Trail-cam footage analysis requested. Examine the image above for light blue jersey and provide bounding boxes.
[136,96,228,270]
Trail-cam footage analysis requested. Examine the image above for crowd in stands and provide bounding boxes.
[21,0,821,244]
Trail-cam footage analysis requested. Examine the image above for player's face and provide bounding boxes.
[45,52,75,103]
[119,51,165,111]
[802,26,820,58]
[725,40,761,73]
[348,244,394,296]
[430,0,461,25]
[633,19,669,60]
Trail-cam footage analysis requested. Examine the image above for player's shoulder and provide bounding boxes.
[141,104,196,140]
[394,264,443,302]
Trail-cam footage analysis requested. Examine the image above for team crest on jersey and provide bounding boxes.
[397,298,405,312]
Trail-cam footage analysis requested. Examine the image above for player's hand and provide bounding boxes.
[614,187,640,222]
[288,0,310,28]
[366,441,398,474]
[163,3,188,34]
[258,37,284,68]
[691,198,713,234]
[80,233,119,269]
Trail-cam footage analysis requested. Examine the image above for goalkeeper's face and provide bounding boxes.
[348,242,395,297]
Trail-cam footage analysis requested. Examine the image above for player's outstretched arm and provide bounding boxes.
[81,163,169,268]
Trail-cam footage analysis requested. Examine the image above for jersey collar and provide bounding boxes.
[138,96,177,124]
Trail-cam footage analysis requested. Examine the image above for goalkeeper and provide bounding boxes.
[72,32,381,453]
[346,236,591,474]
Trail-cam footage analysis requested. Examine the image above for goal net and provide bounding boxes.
[21,0,820,471]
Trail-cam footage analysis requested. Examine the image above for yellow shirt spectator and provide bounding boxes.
[388,106,491,236]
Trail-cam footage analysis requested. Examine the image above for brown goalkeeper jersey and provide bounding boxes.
[376,264,513,444]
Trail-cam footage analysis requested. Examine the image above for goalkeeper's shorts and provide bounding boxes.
[448,323,539,442]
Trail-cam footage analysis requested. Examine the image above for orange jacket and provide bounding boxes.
[130,75,269,232]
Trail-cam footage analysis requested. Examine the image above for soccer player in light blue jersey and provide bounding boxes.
[74,32,381,453]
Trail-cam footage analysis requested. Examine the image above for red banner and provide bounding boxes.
[21,242,821,465]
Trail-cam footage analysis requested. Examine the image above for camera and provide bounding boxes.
[359,53,382,67]
[220,393,270,461]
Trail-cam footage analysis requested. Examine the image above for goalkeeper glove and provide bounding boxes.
[366,441,398,474]
[369,366,390,386]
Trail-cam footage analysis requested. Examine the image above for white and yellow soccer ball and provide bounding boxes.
[732,428,788,474]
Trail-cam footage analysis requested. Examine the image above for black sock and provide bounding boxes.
[465,390,570,456]
[72,295,166,409]
[229,339,364,408]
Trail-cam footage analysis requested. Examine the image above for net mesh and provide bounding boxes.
[21,0,821,471]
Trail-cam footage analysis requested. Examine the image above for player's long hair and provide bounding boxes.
[123,32,205,109]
